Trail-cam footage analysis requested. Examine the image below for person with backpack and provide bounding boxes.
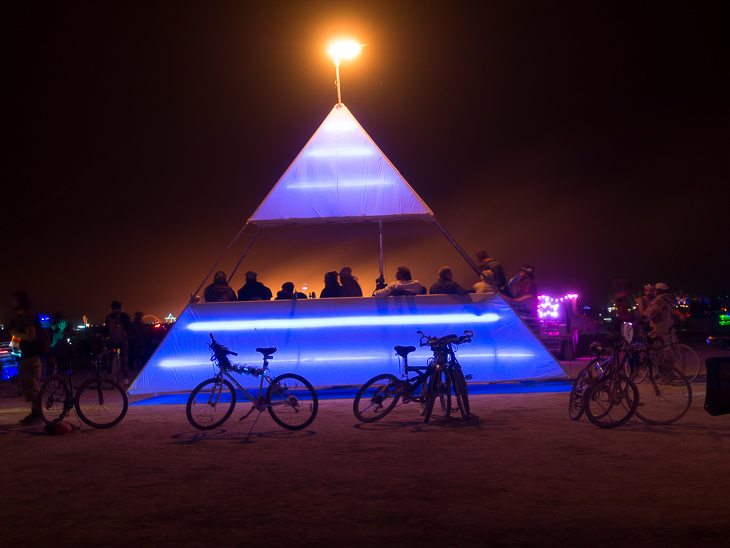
[103,300,132,388]
[8,290,45,426]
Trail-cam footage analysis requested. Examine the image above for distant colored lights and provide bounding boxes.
[537,294,578,319]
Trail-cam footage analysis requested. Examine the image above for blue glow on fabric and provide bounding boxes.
[130,295,566,395]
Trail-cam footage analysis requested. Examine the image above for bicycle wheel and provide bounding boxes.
[629,365,692,425]
[353,373,400,422]
[584,374,639,429]
[266,373,318,430]
[75,378,129,428]
[38,375,71,425]
[186,377,236,430]
[568,368,592,421]
[665,344,701,383]
[423,367,450,423]
[450,365,470,420]
[438,369,452,418]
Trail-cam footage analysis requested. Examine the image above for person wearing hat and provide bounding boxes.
[646,283,682,341]
[203,271,237,302]
[237,271,273,301]
[339,267,363,297]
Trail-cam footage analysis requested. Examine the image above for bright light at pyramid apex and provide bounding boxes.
[328,40,362,60]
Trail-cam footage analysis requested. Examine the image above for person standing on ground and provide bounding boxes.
[636,284,655,323]
[129,311,148,371]
[103,300,132,388]
[339,267,363,297]
[203,271,237,302]
[646,283,683,342]
[237,271,273,301]
[429,266,473,294]
[8,290,44,426]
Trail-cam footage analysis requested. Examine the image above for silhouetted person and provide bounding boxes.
[374,266,426,298]
[429,266,473,295]
[276,282,307,300]
[320,271,343,298]
[203,271,237,302]
[48,312,73,375]
[476,250,511,297]
[505,265,539,333]
[8,290,44,426]
[129,311,148,371]
[339,267,363,297]
[103,300,132,388]
[237,271,273,301]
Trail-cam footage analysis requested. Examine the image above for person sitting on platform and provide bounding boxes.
[203,271,237,302]
[276,282,307,300]
[339,267,363,297]
[319,271,343,298]
[374,266,427,298]
[237,271,273,301]
[429,266,474,295]
[472,270,497,294]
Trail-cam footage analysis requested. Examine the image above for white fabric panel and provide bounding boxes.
[250,104,433,226]
[129,294,567,395]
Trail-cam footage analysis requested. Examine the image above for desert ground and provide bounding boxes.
[2,336,729,548]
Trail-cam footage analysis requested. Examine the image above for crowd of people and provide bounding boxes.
[614,279,684,342]
[5,292,163,426]
[201,250,541,332]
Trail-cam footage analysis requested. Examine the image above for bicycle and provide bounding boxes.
[38,348,129,428]
[353,330,473,424]
[648,323,701,383]
[625,333,693,425]
[568,339,612,421]
[582,332,640,429]
[185,334,318,431]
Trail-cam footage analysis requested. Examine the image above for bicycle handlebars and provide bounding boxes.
[417,329,474,348]
[208,333,238,356]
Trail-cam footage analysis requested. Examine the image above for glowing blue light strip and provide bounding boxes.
[285,180,393,190]
[160,349,533,369]
[188,313,500,332]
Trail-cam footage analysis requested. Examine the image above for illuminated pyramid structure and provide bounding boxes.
[129,105,567,395]
[249,104,433,226]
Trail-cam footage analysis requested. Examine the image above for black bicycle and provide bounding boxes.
[38,348,129,428]
[353,330,473,423]
[186,334,318,431]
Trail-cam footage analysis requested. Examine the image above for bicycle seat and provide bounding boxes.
[394,345,416,357]
[256,347,277,356]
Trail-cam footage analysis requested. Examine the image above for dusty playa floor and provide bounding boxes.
[2,367,730,548]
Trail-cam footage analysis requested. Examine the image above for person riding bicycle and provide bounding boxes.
[645,283,683,343]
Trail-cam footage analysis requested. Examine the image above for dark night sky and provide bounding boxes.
[4,1,728,325]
